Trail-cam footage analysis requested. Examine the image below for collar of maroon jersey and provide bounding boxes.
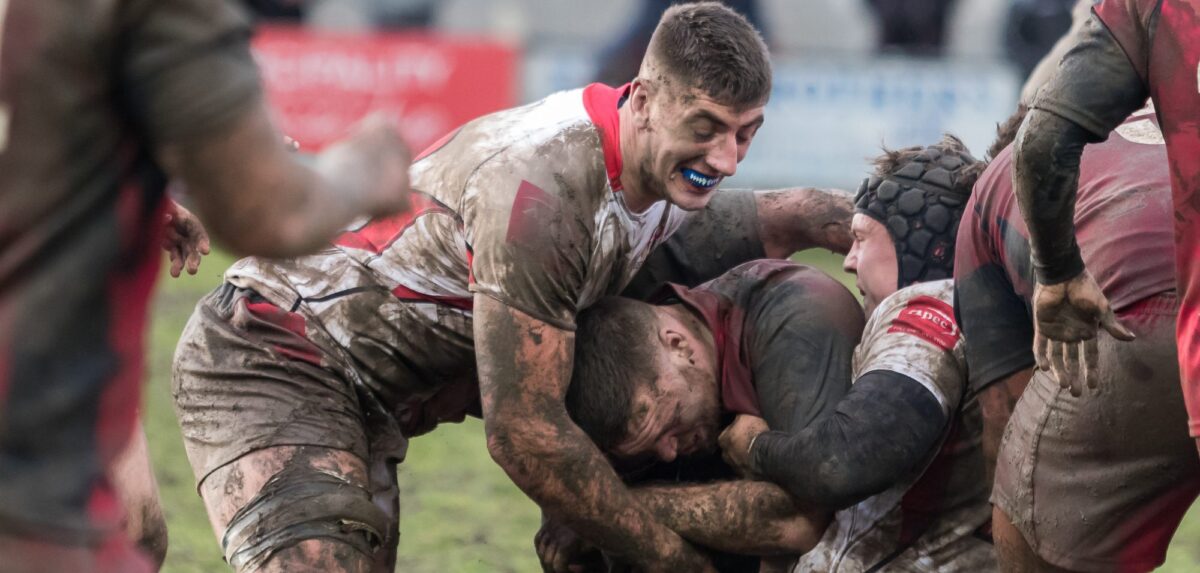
[653,283,762,417]
[582,83,630,192]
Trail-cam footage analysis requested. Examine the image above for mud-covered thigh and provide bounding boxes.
[173,284,405,571]
[172,283,371,485]
[993,294,1200,571]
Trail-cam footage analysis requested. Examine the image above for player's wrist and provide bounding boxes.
[746,431,772,478]
[1032,244,1085,286]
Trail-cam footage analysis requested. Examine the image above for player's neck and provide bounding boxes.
[617,103,653,213]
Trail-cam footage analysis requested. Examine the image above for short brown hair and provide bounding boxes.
[566,297,660,451]
[870,134,986,191]
[647,2,772,107]
[987,104,1031,160]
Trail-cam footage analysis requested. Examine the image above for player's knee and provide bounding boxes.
[220,463,391,573]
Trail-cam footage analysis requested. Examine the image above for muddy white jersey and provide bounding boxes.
[796,280,995,572]
[224,84,686,417]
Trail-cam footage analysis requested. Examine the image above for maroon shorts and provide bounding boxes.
[993,293,1200,571]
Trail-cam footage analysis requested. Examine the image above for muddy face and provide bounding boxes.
[610,320,722,463]
[628,79,765,212]
[611,375,722,463]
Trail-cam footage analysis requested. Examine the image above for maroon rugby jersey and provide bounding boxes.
[659,260,863,430]
[1091,0,1200,435]
[955,107,1174,391]
[0,0,260,547]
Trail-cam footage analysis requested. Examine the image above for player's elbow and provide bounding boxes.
[1014,110,1088,175]
[807,476,874,512]
[772,512,829,555]
[484,420,555,488]
[779,459,888,512]
[757,188,854,258]
[484,421,518,466]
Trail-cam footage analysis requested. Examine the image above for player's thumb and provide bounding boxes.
[1100,310,1136,341]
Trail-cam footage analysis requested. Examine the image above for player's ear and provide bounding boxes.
[629,79,652,129]
[659,327,693,362]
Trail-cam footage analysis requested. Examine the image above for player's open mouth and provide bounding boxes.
[680,167,719,191]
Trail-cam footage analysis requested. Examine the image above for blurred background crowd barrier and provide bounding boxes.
[247,0,1081,189]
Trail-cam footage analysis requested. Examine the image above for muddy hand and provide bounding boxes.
[534,519,603,573]
[162,199,211,278]
[1032,271,1134,396]
[718,414,769,477]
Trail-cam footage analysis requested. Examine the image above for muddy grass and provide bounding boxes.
[143,250,1200,572]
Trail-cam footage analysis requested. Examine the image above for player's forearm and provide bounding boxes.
[487,415,710,571]
[752,372,946,510]
[488,416,702,568]
[475,297,705,572]
[754,188,854,257]
[165,102,408,258]
[632,481,827,555]
[159,101,339,257]
[220,162,364,258]
[1011,110,1093,285]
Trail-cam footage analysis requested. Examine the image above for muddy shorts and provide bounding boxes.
[993,293,1200,572]
[172,283,409,498]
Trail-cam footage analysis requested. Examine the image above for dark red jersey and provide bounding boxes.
[1091,0,1200,436]
[0,0,261,554]
[955,109,1174,391]
[661,260,863,433]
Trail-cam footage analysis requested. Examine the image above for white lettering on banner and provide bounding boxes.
[251,29,517,152]
[256,46,452,91]
[712,56,1017,189]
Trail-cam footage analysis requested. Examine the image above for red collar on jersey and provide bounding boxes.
[653,282,761,417]
[582,83,630,192]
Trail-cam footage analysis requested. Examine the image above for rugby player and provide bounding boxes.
[0,1,411,571]
[168,4,857,571]
[552,258,864,573]
[1008,1,1200,448]
[558,138,995,571]
[960,104,1200,570]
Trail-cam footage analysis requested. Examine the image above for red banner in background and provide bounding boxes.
[252,26,518,153]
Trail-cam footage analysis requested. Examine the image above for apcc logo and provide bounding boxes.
[888,295,960,351]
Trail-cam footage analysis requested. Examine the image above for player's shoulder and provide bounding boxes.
[417,88,611,210]
[1094,0,1161,34]
[421,87,603,170]
[967,144,1015,221]
[869,280,960,352]
[721,260,854,298]
[487,88,601,156]
[713,260,863,325]
[877,280,955,314]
